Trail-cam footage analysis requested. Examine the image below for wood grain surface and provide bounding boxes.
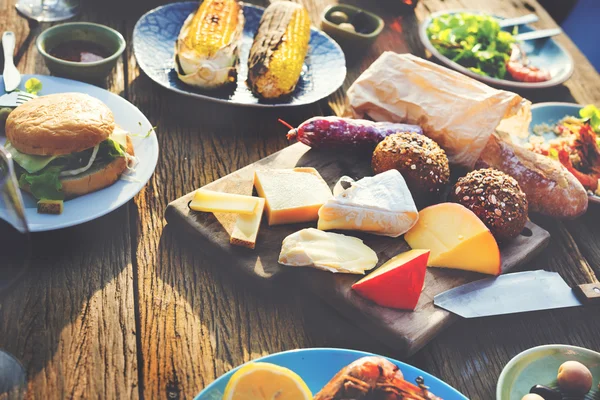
[0,0,599,399]
[0,2,137,400]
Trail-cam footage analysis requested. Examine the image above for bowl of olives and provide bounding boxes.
[320,4,384,51]
[497,345,600,400]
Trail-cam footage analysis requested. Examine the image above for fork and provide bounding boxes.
[0,91,36,108]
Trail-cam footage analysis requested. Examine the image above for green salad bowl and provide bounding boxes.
[36,22,126,81]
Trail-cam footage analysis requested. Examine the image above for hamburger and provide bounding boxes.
[4,93,134,212]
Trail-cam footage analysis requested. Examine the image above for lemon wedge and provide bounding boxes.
[223,362,312,400]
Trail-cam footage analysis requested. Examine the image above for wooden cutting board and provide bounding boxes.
[165,142,550,356]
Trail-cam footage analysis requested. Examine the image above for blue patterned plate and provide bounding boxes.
[133,2,346,107]
[194,348,468,399]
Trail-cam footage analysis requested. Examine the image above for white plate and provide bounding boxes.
[0,75,159,232]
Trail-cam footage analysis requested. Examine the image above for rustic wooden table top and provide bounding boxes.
[1,0,600,399]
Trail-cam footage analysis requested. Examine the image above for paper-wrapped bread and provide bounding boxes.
[347,52,531,168]
[347,52,587,219]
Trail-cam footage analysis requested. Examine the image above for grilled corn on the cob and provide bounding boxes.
[247,1,311,99]
[176,0,244,89]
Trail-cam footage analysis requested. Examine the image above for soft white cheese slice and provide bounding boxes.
[278,228,378,274]
[318,169,418,237]
[111,125,129,148]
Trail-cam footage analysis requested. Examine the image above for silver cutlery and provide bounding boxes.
[498,14,539,28]
[0,91,35,108]
[0,147,28,233]
[434,270,598,318]
[2,32,21,92]
[514,28,563,42]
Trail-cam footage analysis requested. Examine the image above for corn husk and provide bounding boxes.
[175,3,244,89]
[347,52,531,168]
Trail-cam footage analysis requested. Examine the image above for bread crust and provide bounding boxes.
[372,132,450,203]
[21,136,134,199]
[449,168,528,242]
[6,93,115,156]
[476,134,588,219]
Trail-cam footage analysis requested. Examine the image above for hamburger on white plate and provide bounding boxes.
[3,92,135,214]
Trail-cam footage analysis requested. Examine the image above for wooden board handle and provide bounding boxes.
[574,284,600,305]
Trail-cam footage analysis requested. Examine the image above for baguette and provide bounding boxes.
[475,134,588,219]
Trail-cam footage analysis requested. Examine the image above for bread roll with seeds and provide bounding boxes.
[372,132,450,202]
[449,169,528,242]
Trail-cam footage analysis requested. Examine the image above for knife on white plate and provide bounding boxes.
[434,270,600,318]
[2,31,21,92]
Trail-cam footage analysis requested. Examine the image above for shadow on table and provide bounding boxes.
[150,224,407,391]
[0,206,132,393]
[125,72,332,129]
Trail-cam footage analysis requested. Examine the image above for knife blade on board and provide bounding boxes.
[434,270,600,318]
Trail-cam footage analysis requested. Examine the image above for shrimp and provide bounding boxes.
[506,45,552,83]
[557,124,600,192]
[314,356,442,400]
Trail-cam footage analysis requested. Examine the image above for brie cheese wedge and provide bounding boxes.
[318,169,418,237]
[278,228,378,274]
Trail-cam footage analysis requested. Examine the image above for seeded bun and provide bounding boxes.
[372,132,450,201]
[6,93,115,156]
[20,136,134,199]
[449,168,528,242]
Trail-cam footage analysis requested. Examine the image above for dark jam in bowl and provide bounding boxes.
[48,40,111,63]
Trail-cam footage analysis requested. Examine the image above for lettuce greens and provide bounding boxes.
[427,13,516,79]
[24,78,42,95]
[580,104,600,133]
[13,138,126,201]
[19,166,64,200]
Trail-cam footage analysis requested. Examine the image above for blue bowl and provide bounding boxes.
[194,348,468,399]
[530,102,583,133]
[419,10,574,89]
[526,102,600,204]
[497,344,600,400]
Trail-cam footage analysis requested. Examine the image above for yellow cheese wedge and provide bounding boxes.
[189,189,260,214]
[230,197,265,249]
[404,203,501,275]
[254,168,333,225]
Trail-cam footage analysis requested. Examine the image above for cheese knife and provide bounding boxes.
[434,270,600,318]
[2,32,20,92]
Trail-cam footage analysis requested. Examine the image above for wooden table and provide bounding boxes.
[1,0,599,398]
